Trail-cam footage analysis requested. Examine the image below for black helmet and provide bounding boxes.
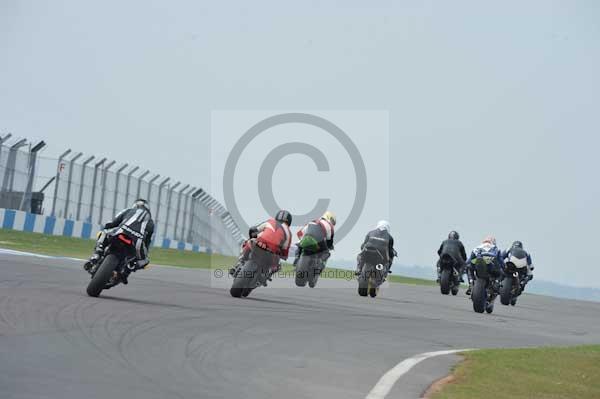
[512,241,523,249]
[133,198,150,211]
[275,210,292,226]
[248,226,259,239]
[448,230,460,240]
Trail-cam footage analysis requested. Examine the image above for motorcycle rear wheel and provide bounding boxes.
[500,277,513,306]
[472,278,487,313]
[440,269,451,295]
[357,276,368,296]
[231,275,253,297]
[86,254,119,297]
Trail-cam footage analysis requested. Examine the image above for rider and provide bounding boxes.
[84,199,155,284]
[239,210,293,284]
[465,235,504,295]
[503,241,534,290]
[293,211,336,270]
[436,230,467,283]
[355,220,396,275]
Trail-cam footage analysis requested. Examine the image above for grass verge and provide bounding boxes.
[0,228,236,268]
[431,345,600,399]
[0,228,435,286]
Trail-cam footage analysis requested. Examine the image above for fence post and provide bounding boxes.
[173,183,189,240]
[187,188,203,244]
[154,177,170,239]
[112,163,128,216]
[124,166,139,209]
[0,134,13,163]
[0,134,12,181]
[19,140,46,212]
[98,160,116,224]
[146,174,160,206]
[180,186,195,241]
[88,158,106,222]
[75,155,94,220]
[136,170,150,200]
[50,149,72,217]
[164,181,179,240]
[2,138,27,194]
[62,152,82,219]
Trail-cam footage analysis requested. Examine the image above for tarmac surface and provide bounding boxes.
[1,250,599,399]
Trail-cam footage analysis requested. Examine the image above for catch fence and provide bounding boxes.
[0,134,243,255]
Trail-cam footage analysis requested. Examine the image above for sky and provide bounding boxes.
[1,0,599,287]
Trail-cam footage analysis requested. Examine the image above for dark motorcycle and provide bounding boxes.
[500,261,523,306]
[295,253,326,288]
[438,254,461,296]
[500,253,531,306]
[230,244,278,298]
[86,233,141,297]
[470,257,500,314]
[357,248,391,298]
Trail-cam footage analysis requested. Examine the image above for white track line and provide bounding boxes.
[0,247,83,261]
[365,349,472,399]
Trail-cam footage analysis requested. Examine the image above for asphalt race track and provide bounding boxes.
[1,251,599,399]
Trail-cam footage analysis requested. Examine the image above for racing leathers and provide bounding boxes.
[465,242,504,293]
[230,218,292,280]
[437,239,467,282]
[502,247,534,290]
[293,218,335,270]
[356,228,396,275]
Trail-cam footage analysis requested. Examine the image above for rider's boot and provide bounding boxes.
[267,263,281,282]
[229,260,243,276]
[84,249,103,273]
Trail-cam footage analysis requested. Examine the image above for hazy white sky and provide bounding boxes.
[2,1,599,286]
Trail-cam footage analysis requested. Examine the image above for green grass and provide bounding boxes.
[0,228,435,285]
[0,228,236,268]
[432,346,600,399]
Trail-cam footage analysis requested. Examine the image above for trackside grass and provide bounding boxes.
[431,346,600,399]
[0,228,435,286]
[0,228,236,268]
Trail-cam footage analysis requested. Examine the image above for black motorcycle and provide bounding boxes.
[230,244,278,298]
[500,258,532,306]
[86,233,142,297]
[470,257,500,314]
[438,254,461,296]
[357,248,393,298]
[499,261,523,306]
[295,252,326,288]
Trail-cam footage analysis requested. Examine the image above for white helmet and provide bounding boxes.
[376,220,390,231]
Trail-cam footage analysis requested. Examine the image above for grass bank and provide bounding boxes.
[432,345,600,399]
[0,228,435,286]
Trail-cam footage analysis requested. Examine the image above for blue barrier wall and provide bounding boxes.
[0,208,209,253]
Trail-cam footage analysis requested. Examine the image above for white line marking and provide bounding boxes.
[365,349,473,399]
[0,248,83,261]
